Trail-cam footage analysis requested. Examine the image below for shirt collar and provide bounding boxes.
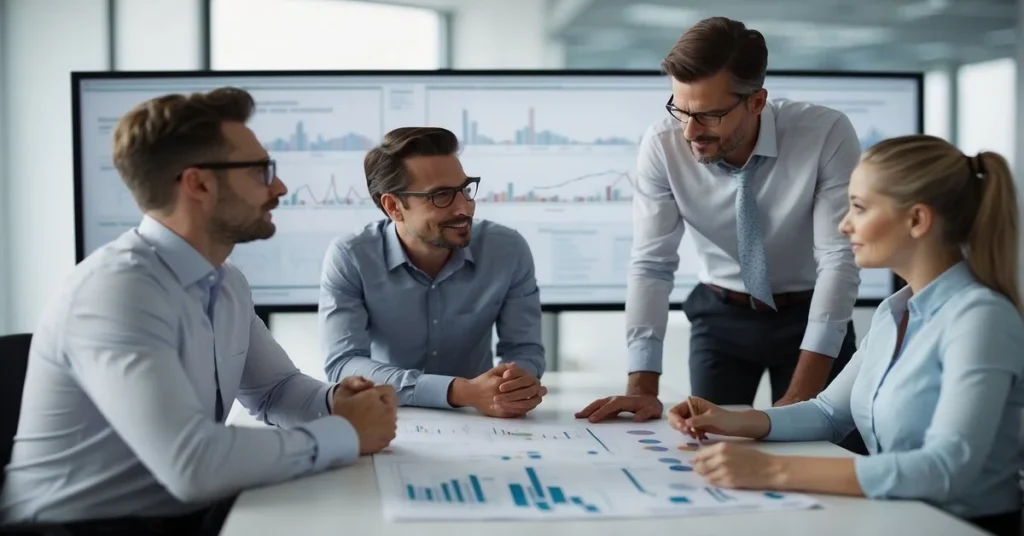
[882,261,975,322]
[137,214,219,288]
[751,103,779,158]
[711,103,779,175]
[383,220,475,272]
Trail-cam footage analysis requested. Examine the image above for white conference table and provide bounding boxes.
[219,372,988,536]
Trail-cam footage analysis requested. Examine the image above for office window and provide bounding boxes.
[211,0,445,70]
[957,57,1015,162]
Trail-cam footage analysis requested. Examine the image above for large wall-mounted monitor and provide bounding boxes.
[72,70,921,312]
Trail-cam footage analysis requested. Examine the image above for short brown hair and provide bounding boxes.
[364,127,460,214]
[661,17,768,94]
[112,87,256,212]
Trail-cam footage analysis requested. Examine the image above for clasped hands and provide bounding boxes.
[449,363,547,418]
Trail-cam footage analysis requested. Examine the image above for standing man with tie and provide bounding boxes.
[578,17,865,453]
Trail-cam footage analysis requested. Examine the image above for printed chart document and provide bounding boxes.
[373,415,820,521]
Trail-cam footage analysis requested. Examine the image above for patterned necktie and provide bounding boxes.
[204,273,225,422]
[729,156,776,310]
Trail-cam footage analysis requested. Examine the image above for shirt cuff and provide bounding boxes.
[506,358,541,378]
[412,374,457,409]
[761,402,825,441]
[853,454,892,499]
[799,320,848,358]
[325,384,336,414]
[295,415,360,472]
[627,338,664,374]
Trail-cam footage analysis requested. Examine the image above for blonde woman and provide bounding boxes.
[671,135,1024,536]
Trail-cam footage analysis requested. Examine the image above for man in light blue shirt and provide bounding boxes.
[319,127,546,418]
[1,88,397,534]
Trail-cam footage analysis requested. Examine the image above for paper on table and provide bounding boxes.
[373,416,820,521]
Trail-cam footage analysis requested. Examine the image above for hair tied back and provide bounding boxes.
[966,153,986,180]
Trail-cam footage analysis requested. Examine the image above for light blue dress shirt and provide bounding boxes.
[318,218,545,409]
[628,100,861,373]
[0,216,359,525]
[762,261,1024,519]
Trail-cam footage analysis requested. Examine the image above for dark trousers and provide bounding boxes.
[1,496,237,536]
[682,283,867,454]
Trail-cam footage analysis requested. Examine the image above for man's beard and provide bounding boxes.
[421,216,472,250]
[208,189,277,245]
[690,122,750,165]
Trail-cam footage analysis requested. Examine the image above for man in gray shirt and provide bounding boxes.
[0,87,397,535]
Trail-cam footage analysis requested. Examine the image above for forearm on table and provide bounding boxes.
[326,354,454,409]
[246,373,334,427]
[772,456,864,496]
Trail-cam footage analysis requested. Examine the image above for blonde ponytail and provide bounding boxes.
[966,152,1021,311]
[861,135,1021,310]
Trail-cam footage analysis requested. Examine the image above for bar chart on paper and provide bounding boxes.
[376,461,610,520]
[374,418,822,521]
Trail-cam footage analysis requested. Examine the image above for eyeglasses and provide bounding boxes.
[178,159,277,186]
[395,177,480,208]
[666,95,748,127]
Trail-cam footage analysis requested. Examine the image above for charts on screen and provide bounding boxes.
[76,73,919,307]
[373,417,820,521]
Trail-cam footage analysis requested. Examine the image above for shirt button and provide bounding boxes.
[432,351,438,355]
[433,319,438,324]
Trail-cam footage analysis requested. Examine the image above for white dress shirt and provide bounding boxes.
[627,99,862,373]
[0,216,359,524]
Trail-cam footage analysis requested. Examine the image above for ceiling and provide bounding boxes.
[551,0,1019,71]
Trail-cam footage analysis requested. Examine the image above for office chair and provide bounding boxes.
[0,333,72,536]
[0,332,32,491]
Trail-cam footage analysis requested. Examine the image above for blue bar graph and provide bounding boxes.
[263,121,374,152]
[405,474,487,504]
[460,108,635,146]
[506,466,600,514]
[470,475,485,502]
[451,480,463,502]
[526,468,544,499]
[549,487,566,504]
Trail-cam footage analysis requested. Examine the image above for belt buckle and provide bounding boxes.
[749,295,759,310]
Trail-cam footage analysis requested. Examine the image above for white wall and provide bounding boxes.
[4,0,109,334]
[449,0,564,69]
[114,0,204,70]
[0,0,10,334]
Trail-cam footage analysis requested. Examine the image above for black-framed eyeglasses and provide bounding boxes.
[666,94,748,127]
[177,159,277,186]
[395,177,480,208]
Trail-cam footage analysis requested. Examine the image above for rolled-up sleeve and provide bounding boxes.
[626,127,684,374]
